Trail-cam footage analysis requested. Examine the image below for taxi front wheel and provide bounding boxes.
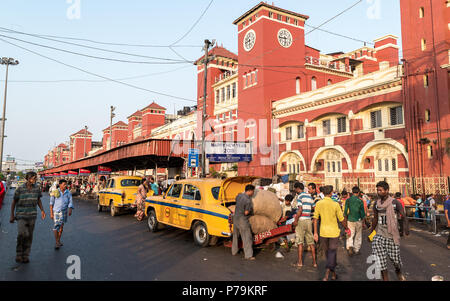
[193,221,210,247]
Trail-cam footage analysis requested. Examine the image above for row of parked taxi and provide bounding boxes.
[97,175,256,246]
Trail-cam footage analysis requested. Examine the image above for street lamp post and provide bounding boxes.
[109,106,116,150]
[84,125,88,157]
[201,39,215,178]
[0,57,19,175]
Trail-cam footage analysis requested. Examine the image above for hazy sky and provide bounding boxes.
[0,0,401,165]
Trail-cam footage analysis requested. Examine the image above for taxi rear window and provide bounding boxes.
[120,179,142,187]
[211,187,220,200]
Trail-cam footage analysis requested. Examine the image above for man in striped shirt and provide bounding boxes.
[9,172,46,263]
[292,182,317,268]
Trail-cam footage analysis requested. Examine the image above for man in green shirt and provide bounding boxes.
[344,186,366,256]
[10,172,46,263]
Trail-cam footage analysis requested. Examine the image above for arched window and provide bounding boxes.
[419,7,424,18]
[425,109,431,122]
[296,77,301,94]
[427,145,433,158]
[421,38,427,51]
[311,77,317,91]
[327,79,332,85]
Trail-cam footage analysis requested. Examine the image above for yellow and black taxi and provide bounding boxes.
[98,176,143,216]
[144,176,257,247]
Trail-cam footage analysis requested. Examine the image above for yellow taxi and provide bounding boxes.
[144,176,257,247]
[98,176,143,216]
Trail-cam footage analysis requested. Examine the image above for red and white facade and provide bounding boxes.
[69,129,92,162]
[43,2,449,192]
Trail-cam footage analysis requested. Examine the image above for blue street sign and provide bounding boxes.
[206,153,252,163]
[188,148,199,168]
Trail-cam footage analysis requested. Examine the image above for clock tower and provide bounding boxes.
[233,2,309,177]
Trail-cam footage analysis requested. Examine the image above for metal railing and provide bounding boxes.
[404,205,447,234]
[304,56,351,73]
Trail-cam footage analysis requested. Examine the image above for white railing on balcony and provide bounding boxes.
[305,56,351,73]
[215,70,238,84]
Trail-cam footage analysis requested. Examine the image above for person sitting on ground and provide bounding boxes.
[415,194,424,220]
[280,194,296,222]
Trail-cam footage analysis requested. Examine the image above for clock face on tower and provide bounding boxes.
[278,28,293,48]
[243,29,256,52]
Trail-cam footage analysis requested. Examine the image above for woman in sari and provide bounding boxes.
[134,177,150,221]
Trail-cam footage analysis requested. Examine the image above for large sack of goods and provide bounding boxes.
[251,189,282,223]
[248,215,277,234]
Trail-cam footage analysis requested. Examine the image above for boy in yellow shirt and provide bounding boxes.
[313,185,348,281]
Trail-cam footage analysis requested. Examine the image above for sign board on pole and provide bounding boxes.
[188,148,199,168]
[98,166,112,175]
[205,142,252,163]
[79,169,91,176]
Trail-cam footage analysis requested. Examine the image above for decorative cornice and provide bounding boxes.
[273,79,402,117]
[304,64,353,77]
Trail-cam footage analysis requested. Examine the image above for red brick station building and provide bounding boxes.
[44,2,450,194]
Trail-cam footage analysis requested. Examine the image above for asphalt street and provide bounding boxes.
[0,189,449,281]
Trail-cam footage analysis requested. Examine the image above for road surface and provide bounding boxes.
[0,189,449,281]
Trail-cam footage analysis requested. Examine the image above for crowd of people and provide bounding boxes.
[4,171,450,280]
[42,178,95,198]
[232,180,450,281]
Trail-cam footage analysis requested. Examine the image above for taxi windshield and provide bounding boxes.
[120,179,142,187]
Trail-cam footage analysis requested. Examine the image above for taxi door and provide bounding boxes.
[100,179,111,206]
[106,178,117,205]
[161,183,182,226]
[177,184,202,229]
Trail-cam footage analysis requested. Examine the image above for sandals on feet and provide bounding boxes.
[331,272,338,280]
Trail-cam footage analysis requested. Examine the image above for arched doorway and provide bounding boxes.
[277,151,305,175]
[311,147,351,191]
[357,142,409,193]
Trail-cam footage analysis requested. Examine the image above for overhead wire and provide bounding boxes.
[0,27,193,63]
[0,38,196,102]
[0,34,193,65]
[0,28,201,48]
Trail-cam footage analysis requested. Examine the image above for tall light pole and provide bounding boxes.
[201,39,214,178]
[0,57,19,175]
[109,106,116,150]
[84,125,88,157]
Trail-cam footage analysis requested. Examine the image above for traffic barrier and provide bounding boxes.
[404,205,446,234]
